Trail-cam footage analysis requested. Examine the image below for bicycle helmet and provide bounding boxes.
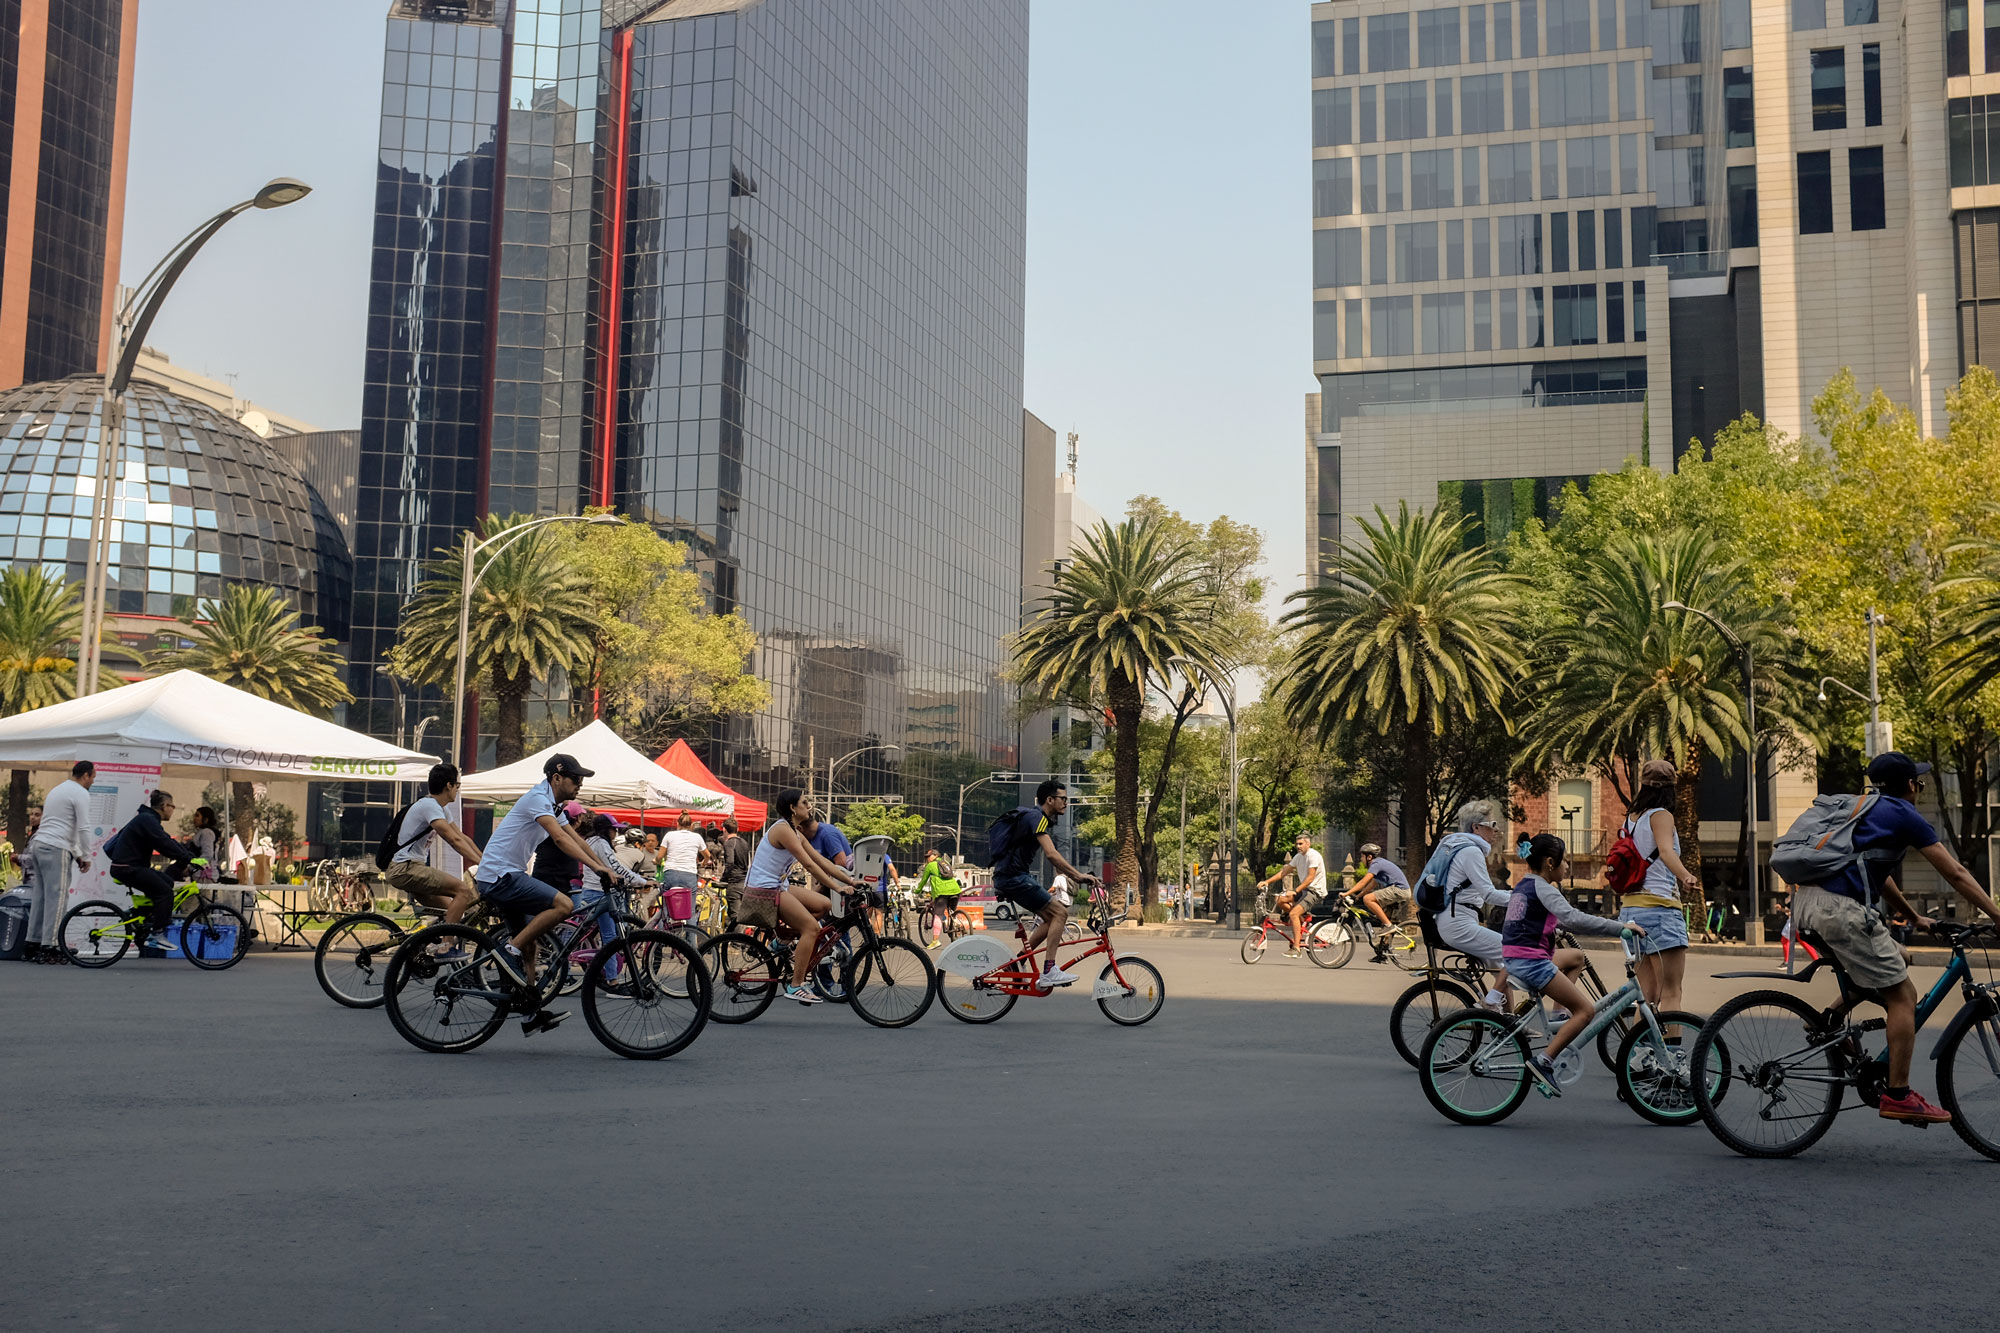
[1359,843,1382,858]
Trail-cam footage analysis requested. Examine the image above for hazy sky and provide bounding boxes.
[124,1,1311,592]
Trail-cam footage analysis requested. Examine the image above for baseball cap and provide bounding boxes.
[1639,758,1678,785]
[1866,750,1932,788]
[561,800,587,821]
[544,752,594,781]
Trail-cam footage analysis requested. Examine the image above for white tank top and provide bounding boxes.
[1627,809,1681,904]
[745,821,800,889]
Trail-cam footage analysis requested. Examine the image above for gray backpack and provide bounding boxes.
[1768,793,1882,890]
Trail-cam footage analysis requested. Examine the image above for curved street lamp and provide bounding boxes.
[78,178,314,696]
[450,513,623,769]
[1662,599,1764,945]
[825,742,901,807]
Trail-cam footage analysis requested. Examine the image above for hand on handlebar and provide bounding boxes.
[1621,923,1648,936]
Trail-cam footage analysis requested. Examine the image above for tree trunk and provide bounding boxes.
[231,780,257,864]
[493,667,530,766]
[1108,670,1144,922]
[7,769,28,850]
[1676,738,1707,925]
[1399,726,1431,868]
[1136,685,1200,913]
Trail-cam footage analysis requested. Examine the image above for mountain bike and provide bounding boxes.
[382,907,708,1058]
[919,896,972,944]
[1692,921,2000,1160]
[1418,933,1724,1127]
[698,887,936,1028]
[1306,892,1422,970]
[314,894,505,1008]
[58,870,249,970]
[933,886,1164,1027]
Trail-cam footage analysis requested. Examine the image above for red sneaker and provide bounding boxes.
[1877,1090,1952,1125]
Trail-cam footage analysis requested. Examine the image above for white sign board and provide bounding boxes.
[70,744,165,912]
[934,933,1018,979]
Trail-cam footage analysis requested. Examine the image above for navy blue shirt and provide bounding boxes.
[1365,856,1410,891]
[995,807,1051,880]
[1820,794,1939,903]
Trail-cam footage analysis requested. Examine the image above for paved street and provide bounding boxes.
[4,934,1993,1331]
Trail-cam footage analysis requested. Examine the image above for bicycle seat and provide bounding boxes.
[1416,909,1447,951]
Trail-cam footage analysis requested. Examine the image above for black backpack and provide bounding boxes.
[986,805,1041,864]
[374,801,426,871]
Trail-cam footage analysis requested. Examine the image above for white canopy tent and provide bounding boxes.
[0,670,435,780]
[455,718,733,813]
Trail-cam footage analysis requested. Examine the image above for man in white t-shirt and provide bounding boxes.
[26,760,94,956]
[384,763,481,923]
[658,811,706,902]
[1253,834,1326,956]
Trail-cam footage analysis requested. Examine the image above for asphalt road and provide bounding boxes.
[3,934,1994,1332]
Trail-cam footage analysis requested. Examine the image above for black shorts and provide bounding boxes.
[932,893,961,912]
[1293,888,1325,912]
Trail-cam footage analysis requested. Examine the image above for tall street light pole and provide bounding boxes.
[1168,655,1239,929]
[1663,600,1764,946]
[955,772,1004,864]
[451,513,622,770]
[77,178,314,696]
[826,743,902,808]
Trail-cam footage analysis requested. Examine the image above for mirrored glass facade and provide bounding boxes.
[619,1,1028,809]
[0,375,351,636]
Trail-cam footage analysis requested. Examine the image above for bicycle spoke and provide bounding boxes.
[584,932,709,1059]
[1696,993,1844,1157]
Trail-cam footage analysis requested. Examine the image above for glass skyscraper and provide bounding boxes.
[354,0,1029,827]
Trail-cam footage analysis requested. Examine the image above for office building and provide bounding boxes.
[353,0,1029,832]
[1307,0,1949,578]
[0,0,137,389]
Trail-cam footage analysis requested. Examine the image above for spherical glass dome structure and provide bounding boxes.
[0,375,351,637]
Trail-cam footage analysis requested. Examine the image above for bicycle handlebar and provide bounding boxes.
[1928,920,1995,945]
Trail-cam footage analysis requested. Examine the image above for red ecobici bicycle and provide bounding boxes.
[932,885,1165,1026]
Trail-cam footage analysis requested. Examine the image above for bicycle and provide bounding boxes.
[1306,891,1423,970]
[314,893,508,1008]
[1239,888,1339,964]
[382,911,709,1060]
[58,870,250,971]
[692,879,732,936]
[933,886,1164,1027]
[698,887,936,1028]
[1417,933,1724,1127]
[1387,922,1630,1071]
[919,896,973,944]
[1691,920,2000,1160]
[879,885,919,940]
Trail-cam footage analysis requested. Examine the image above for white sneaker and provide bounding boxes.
[1037,965,1077,990]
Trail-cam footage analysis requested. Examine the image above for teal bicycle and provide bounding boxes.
[1419,933,1727,1126]
[1692,920,2000,1159]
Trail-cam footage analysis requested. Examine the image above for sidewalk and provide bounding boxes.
[1114,920,1963,968]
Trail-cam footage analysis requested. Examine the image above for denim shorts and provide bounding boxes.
[477,870,561,929]
[1504,956,1558,992]
[1619,906,1690,953]
[994,874,1051,913]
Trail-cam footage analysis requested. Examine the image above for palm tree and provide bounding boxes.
[1012,516,1219,911]
[152,582,353,847]
[0,568,119,844]
[1939,554,2000,706]
[387,515,603,767]
[1523,529,1798,914]
[1277,502,1525,867]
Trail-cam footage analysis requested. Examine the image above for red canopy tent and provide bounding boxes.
[599,740,768,830]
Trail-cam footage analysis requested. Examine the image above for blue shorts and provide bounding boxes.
[1504,956,1559,992]
[994,875,1052,913]
[477,870,561,929]
[1620,906,1689,953]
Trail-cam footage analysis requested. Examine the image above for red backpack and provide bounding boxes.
[1600,817,1659,898]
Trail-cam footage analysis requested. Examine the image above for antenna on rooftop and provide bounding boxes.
[1065,431,1078,478]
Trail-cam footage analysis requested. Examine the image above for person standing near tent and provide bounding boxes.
[658,812,705,920]
[717,817,750,927]
[25,761,94,961]
[477,754,619,1034]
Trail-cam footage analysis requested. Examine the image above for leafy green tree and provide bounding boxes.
[1278,502,1525,866]
[567,512,767,748]
[387,515,603,767]
[151,583,352,846]
[836,801,926,851]
[0,568,117,845]
[1013,514,1220,912]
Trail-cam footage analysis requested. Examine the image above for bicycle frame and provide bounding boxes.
[971,899,1143,998]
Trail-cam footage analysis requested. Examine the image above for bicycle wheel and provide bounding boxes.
[668,923,711,953]
[1936,998,2000,1161]
[1307,920,1354,969]
[1382,927,1425,971]
[1096,956,1165,1026]
[845,938,936,1028]
[1389,977,1478,1068]
[383,925,513,1054]
[946,910,972,941]
[1616,1010,1724,1127]
[58,900,132,968]
[1240,927,1272,965]
[181,904,250,970]
[699,932,780,1024]
[583,930,710,1059]
[1420,1010,1531,1125]
[935,963,1017,1023]
[314,913,404,1007]
[1692,989,1845,1158]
